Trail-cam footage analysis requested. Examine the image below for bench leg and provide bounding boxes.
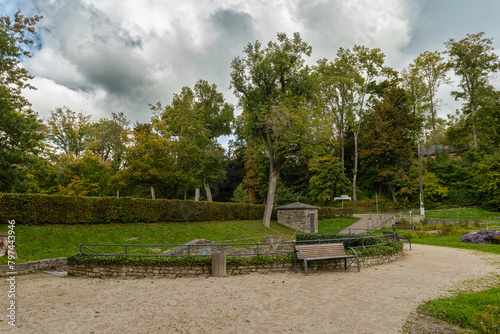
[344,258,347,270]
[304,259,308,276]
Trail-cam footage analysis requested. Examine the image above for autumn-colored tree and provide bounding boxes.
[361,87,421,202]
[44,107,91,158]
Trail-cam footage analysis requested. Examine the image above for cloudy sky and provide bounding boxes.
[3,0,500,128]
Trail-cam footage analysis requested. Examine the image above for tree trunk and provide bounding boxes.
[194,188,200,201]
[262,159,280,228]
[352,131,358,202]
[471,102,478,149]
[431,100,438,157]
[116,189,120,198]
[150,186,156,200]
[204,180,213,202]
[0,233,17,258]
[418,143,425,216]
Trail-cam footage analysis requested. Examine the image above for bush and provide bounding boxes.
[461,230,500,245]
[471,305,500,334]
[0,193,266,224]
[296,232,384,248]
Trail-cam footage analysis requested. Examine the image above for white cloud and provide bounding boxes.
[5,0,499,126]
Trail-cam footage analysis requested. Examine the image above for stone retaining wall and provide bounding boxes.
[0,257,67,277]
[68,250,404,278]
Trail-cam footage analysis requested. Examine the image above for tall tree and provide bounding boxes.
[339,46,389,201]
[87,112,130,171]
[413,51,450,155]
[361,87,421,202]
[44,107,91,158]
[152,80,233,200]
[230,32,315,227]
[314,57,361,172]
[0,11,44,192]
[445,32,500,149]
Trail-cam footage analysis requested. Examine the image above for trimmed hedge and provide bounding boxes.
[296,232,386,248]
[67,253,294,266]
[0,194,266,224]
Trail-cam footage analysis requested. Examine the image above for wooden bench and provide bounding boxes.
[392,223,415,231]
[382,231,412,250]
[294,243,360,276]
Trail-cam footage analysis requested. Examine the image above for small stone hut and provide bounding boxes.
[275,202,320,233]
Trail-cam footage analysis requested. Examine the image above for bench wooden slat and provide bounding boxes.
[294,243,360,276]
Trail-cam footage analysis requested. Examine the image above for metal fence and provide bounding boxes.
[480,222,500,231]
[413,210,478,221]
[77,234,396,258]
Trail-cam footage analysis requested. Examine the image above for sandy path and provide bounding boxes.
[1,244,498,334]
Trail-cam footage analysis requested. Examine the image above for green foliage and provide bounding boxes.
[230,32,316,226]
[420,287,500,330]
[0,11,44,192]
[471,305,500,333]
[474,152,500,211]
[308,153,351,206]
[0,193,266,224]
[445,32,500,149]
[361,87,421,200]
[231,183,252,203]
[296,232,386,249]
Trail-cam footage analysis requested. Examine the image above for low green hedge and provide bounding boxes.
[0,193,266,224]
[67,253,294,266]
[296,232,386,248]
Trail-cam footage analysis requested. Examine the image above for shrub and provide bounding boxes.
[470,305,500,334]
[461,230,500,245]
[0,193,266,224]
[296,232,383,248]
[403,231,432,240]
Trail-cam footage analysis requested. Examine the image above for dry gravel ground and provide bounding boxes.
[1,244,499,334]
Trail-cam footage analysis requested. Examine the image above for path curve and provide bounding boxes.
[1,245,498,334]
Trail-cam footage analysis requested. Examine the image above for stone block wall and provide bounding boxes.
[0,257,67,277]
[277,209,318,233]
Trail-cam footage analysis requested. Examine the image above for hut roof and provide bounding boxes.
[275,202,320,210]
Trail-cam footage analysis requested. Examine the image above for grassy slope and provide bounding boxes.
[0,220,297,264]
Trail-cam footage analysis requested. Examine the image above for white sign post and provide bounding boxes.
[334,195,352,208]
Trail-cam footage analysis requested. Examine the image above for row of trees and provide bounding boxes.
[1,11,500,227]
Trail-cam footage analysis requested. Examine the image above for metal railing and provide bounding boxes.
[414,210,478,221]
[77,234,398,258]
[480,222,500,231]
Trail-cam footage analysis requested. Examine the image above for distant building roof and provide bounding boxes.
[275,202,320,210]
[421,145,455,156]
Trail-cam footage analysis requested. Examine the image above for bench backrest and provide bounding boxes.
[295,243,346,260]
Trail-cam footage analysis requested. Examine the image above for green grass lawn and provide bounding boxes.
[318,217,360,230]
[407,207,500,222]
[420,287,500,332]
[0,217,361,264]
[411,235,500,255]
[0,220,297,264]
